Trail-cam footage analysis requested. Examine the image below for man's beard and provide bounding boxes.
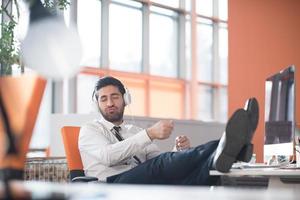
[100,106,124,123]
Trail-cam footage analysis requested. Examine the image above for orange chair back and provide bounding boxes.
[61,126,83,171]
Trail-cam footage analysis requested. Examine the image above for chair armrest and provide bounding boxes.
[71,176,98,182]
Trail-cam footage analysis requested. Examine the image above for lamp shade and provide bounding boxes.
[21,17,82,80]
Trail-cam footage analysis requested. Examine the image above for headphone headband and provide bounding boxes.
[92,76,132,107]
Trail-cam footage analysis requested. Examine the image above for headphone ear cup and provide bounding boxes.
[92,90,101,112]
[123,89,131,106]
[91,100,100,113]
[92,89,97,102]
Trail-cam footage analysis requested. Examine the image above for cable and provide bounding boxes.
[126,104,138,127]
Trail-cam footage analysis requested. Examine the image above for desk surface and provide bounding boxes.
[210,168,300,176]
[2,181,299,200]
[210,167,300,190]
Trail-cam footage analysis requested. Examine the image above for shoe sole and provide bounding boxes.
[246,98,259,138]
[237,98,259,162]
[237,144,253,162]
[215,109,250,172]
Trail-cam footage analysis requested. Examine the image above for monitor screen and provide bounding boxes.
[264,65,295,162]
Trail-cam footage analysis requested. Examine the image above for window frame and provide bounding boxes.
[56,0,228,122]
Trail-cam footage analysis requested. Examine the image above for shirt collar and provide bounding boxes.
[99,117,126,131]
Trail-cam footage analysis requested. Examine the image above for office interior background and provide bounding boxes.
[7,0,228,151]
[2,0,300,163]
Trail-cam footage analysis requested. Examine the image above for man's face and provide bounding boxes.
[97,85,125,123]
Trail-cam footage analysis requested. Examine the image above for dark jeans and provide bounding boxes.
[107,140,220,185]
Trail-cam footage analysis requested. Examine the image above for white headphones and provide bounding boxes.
[92,87,131,106]
[123,87,131,106]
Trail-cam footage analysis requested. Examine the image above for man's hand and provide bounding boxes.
[146,120,173,140]
[175,135,190,151]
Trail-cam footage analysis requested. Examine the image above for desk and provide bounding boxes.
[210,168,300,189]
[1,181,300,200]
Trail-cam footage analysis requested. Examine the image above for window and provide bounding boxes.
[151,0,180,8]
[197,18,213,82]
[17,0,228,153]
[77,74,100,114]
[197,85,213,121]
[218,0,228,20]
[185,17,191,80]
[109,1,142,72]
[77,0,101,67]
[149,80,184,118]
[194,0,228,122]
[119,76,148,116]
[218,23,228,84]
[149,7,178,77]
[196,0,213,17]
[59,0,228,122]
[217,87,228,122]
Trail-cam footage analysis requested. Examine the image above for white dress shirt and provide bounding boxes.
[78,118,161,181]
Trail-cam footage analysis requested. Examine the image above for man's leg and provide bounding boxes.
[180,108,256,185]
[109,106,258,184]
[179,152,219,185]
[107,140,219,184]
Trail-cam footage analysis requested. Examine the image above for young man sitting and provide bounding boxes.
[79,76,259,185]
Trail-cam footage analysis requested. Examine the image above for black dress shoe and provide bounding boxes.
[237,97,259,162]
[213,109,251,172]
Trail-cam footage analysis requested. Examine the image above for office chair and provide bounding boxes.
[61,126,98,182]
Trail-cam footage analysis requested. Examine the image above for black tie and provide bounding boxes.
[112,126,141,164]
[112,126,123,141]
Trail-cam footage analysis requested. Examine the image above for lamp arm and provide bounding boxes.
[0,93,17,155]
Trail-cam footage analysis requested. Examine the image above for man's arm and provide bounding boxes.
[146,120,191,152]
[146,120,174,140]
[79,123,152,167]
[79,120,175,167]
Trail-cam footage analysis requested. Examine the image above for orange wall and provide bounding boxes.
[228,0,300,162]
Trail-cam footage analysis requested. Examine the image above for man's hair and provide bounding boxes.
[93,76,126,101]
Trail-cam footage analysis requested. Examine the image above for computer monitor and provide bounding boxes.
[264,65,295,163]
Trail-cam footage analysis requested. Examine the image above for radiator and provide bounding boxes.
[24,157,69,182]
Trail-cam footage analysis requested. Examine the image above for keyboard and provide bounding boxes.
[232,163,281,169]
[279,164,300,169]
[233,162,300,169]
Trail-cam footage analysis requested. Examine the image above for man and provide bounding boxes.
[79,76,259,185]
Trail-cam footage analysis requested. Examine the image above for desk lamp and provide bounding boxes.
[0,75,46,197]
[0,0,82,198]
[21,0,82,80]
